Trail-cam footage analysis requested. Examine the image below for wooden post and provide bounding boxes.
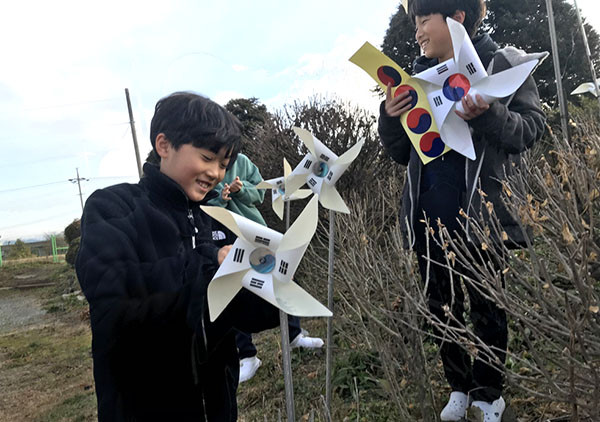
[125,88,143,179]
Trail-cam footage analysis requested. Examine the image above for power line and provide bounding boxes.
[0,176,135,194]
[0,181,68,194]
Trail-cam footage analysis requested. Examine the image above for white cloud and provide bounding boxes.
[264,30,384,115]
[232,64,249,72]
[213,90,245,106]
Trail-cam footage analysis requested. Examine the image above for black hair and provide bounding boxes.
[150,92,242,166]
[408,0,486,37]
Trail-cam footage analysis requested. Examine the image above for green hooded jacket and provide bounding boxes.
[208,153,266,225]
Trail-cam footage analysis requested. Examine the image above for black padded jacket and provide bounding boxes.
[76,163,279,421]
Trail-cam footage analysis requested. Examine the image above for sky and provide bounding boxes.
[1,0,599,243]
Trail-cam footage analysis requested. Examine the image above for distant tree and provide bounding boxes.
[11,239,32,259]
[225,97,271,143]
[224,97,279,173]
[381,0,600,105]
[484,0,600,104]
[64,219,81,268]
[381,4,420,74]
[64,219,81,245]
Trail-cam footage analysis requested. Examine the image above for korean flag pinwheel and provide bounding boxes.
[201,196,331,322]
[285,127,363,214]
[412,17,541,160]
[256,158,313,220]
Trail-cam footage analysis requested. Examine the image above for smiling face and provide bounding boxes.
[156,134,230,202]
[415,13,454,62]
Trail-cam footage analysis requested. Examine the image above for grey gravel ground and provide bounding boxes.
[0,289,50,335]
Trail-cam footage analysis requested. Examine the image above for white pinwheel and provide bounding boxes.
[285,127,363,214]
[571,80,600,97]
[256,158,313,220]
[413,17,541,159]
[201,196,331,322]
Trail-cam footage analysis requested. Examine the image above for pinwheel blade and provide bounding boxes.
[200,206,244,239]
[208,271,245,321]
[256,181,273,189]
[335,140,364,167]
[292,127,318,157]
[571,80,600,96]
[283,158,292,179]
[273,196,284,220]
[273,277,332,317]
[426,89,455,130]
[413,58,458,88]
[319,183,350,214]
[292,189,313,200]
[201,206,282,249]
[475,60,538,98]
[278,195,319,251]
[285,172,309,198]
[440,112,475,160]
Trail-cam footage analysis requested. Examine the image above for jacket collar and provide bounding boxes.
[140,162,218,210]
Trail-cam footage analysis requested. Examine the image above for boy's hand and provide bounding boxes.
[455,94,489,120]
[385,82,414,117]
[221,184,232,201]
[217,245,232,265]
[229,176,243,193]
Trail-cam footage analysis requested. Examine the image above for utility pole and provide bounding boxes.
[572,0,600,112]
[69,168,89,213]
[125,88,143,179]
[545,0,570,142]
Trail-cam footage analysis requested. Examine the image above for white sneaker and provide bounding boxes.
[440,391,469,421]
[470,396,506,422]
[290,333,324,349]
[239,356,261,383]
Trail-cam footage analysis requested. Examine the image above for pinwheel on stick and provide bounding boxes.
[285,127,363,214]
[201,196,331,322]
[256,158,312,220]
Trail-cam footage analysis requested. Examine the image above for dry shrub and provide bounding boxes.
[303,103,599,421]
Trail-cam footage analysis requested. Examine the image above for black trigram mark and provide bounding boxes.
[437,64,449,74]
[319,154,330,162]
[466,63,476,75]
[254,236,271,246]
[276,180,283,186]
[303,159,313,169]
[272,188,277,195]
[308,178,317,187]
[327,171,333,181]
[433,96,443,107]
[279,261,289,275]
[249,278,265,289]
[233,248,244,263]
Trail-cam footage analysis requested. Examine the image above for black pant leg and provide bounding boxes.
[288,314,302,341]
[459,253,508,402]
[417,251,472,393]
[235,330,257,359]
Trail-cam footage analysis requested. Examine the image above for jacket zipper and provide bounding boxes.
[187,208,199,248]
[187,206,208,421]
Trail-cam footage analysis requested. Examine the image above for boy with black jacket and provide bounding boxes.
[76,92,279,421]
[378,1,546,421]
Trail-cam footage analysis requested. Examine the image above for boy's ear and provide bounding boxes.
[451,10,466,24]
[155,133,171,159]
